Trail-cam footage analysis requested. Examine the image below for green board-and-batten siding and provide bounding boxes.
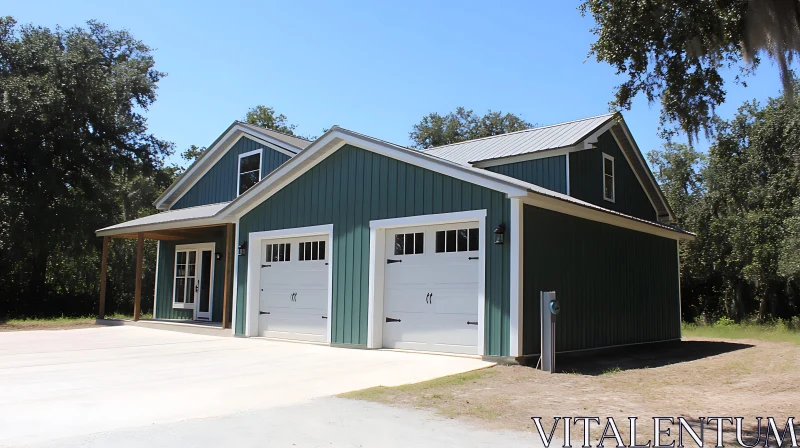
[522,205,680,354]
[235,144,513,356]
[569,131,657,221]
[172,137,291,210]
[154,236,228,322]
[485,155,567,194]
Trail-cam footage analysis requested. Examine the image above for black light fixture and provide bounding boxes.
[493,224,506,244]
[238,241,248,256]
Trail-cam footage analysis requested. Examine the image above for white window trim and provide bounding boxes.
[602,152,615,203]
[367,210,487,356]
[245,224,334,342]
[171,243,216,320]
[237,148,263,197]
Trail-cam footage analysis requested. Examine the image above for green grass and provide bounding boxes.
[600,365,622,375]
[683,317,800,344]
[3,313,153,324]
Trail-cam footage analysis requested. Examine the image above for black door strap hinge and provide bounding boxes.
[468,257,479,260]
[321,316,328,319]
[262,264,272,268]
[259,311,270,315]
[387,259,402,264]
[467,321,478,325]
[385,317,401,323]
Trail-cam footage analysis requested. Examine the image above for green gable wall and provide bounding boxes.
[522,205,680,354]
[484,155,567,194]
[235,144,513,356]
[569,131,658,221]
[172,137,291,210]
[154,236,228,322]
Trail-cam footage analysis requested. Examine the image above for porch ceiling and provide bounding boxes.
[109,224,226,241]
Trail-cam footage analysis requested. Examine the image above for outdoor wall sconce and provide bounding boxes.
[494,224,506,244]
[215,252,222,261]
[238,242,248,256]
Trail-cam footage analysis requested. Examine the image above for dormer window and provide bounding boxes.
[238,149,262,195]
[602,153,615,202]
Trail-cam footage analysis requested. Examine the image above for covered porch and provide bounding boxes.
[95,203,236,331]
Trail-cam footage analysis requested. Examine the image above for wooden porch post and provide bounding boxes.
[133,232,144,321]
[221,223,235,329]
[98,236,109,319]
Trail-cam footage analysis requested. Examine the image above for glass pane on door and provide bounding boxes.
[198,250,212,313]
[186,251,197,304]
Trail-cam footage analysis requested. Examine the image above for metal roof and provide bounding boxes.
[97,202,228,236]
[421,114,615,165]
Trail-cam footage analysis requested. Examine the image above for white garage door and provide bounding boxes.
[258,235,329,342]
[383,222,481,355]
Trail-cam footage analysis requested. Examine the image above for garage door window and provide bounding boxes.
[265,243,291,263]
[436,228,479,253]
[394,232,423,255]
[299,240,326,261]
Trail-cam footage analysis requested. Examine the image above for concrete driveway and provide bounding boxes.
[0,326,501,447]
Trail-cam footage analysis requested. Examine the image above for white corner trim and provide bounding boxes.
[236,148,263,198]
[602,152,615,203]
[509,199,523,357]
[153,241,161,319]
[367,210,487,355]
[231,218,241,335]
[244,224,334,341]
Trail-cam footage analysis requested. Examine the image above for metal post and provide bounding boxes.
[540,291,557,372]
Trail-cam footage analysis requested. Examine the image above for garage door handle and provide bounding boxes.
[386,317,401,323]
[387,259,402,264]
[259,311,270,315]
[467,321,478,325]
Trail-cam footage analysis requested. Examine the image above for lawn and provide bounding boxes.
[0,313,152,332]
[341,325,799,445]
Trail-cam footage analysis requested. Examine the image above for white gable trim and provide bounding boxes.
[614,120,676,222]
[155,124,297,211]
[218,129,531,219]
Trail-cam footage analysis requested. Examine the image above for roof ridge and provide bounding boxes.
[422,113,616,152]
[235,120,313,143]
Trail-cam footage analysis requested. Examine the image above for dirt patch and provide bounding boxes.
[0,318,98,332]
[342,338,798,445]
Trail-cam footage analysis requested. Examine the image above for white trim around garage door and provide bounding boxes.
[244,224,334,341]
[367,210,487,355]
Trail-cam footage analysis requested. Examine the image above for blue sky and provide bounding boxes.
[5,0,787,168]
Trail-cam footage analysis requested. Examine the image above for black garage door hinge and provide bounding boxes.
[467,321,478,325]
[387,259,402,264]
[385,317,401,323]
[259,311,270,315]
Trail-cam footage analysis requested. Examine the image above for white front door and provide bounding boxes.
[258,236,329,342]
[382,222,481,355]
[173,243,215,321]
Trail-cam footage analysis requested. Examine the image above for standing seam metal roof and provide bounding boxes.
[421,114,615,165]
